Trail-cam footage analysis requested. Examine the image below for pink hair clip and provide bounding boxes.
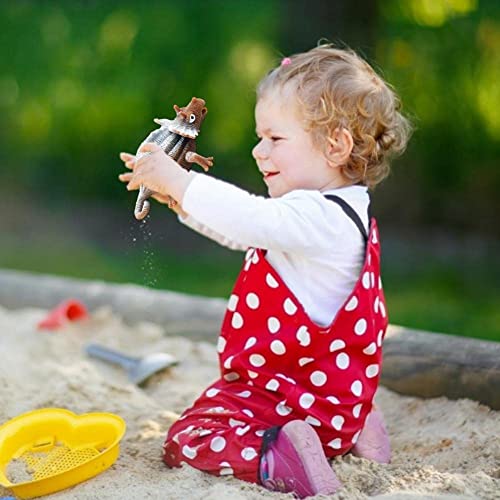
[281,57,292,66]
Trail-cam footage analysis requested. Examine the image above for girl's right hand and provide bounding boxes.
[118,152,188,217]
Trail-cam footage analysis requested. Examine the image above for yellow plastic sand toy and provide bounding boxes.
[0,408,126,499]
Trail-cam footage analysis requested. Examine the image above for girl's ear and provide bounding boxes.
[326,128,353,167]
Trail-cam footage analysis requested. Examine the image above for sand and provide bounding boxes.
[0,304,498,499]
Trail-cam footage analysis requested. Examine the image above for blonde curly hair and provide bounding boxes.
[257,44,412,188]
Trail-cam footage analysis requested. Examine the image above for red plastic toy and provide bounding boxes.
[37,299,89,330]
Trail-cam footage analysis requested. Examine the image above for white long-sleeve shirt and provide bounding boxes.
[180,174,370,327]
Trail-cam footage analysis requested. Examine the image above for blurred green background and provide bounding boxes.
[1,0,499,341]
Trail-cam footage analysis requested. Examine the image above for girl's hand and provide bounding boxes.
[123,143,194,202]
[118,148,190,218]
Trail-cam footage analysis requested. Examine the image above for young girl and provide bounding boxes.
[119,44,411,498]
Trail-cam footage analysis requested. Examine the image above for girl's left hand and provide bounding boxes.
[121,142,173,196]
[119,142,194,207]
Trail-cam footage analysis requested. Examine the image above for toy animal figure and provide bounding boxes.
[134,97,214,220]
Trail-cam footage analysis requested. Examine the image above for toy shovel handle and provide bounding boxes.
[85,343,138,370]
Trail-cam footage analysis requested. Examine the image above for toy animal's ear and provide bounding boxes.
[173,104,181,114]
[201,107,207,116]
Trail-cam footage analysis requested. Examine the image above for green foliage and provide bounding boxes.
[0,0,278,199]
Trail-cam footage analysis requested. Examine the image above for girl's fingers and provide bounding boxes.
[119,172,133,182]
[119,152,136,169]
[138,142,162,154]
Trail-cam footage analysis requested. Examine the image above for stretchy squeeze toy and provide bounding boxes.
[134,97,214,219]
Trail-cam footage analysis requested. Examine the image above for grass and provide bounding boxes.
[2,236,499,342]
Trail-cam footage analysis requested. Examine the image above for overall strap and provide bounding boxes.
[324,194,369,244]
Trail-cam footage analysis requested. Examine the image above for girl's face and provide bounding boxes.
[252,89,345,198]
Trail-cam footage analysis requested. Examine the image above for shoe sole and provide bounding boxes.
[281,420,341,495]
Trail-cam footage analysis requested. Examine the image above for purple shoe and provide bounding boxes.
[259,420,341,498]
[351,408,391,463]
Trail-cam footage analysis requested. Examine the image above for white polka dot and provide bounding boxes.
[299,357,314,366]
[336,352,350,370]
[363,342,377,355]
[236,425,250,436]
[206,388,219,398]
[270,340,286,355]
[327,396,340,405]
[207,406,226,414]
[305,416,321,427]
[331,415,344,431]
[276,401,292,416]
[266,273,279,288]
[252,252,259,264]
[310,371,327,387]
[268,317,280,334]
[366,364,379,378]
[242,408,254,418]
[351,380,363,397]
[227,294,238,312]
[379,301,386,318]
[374,296,380,313]
[372,229,378,244]
[329,339,346,352]
[299,393,315,409]
[236,390,252,398]
[246,293,260,309]
[276,373,296,384]
[377,329,384,347]
[244,337,257,349]
[180,425,195,435]
[241,447,258,461]
[231,312,244,329]
[249,354,266,367]
[224,372,239,382]
[217,336,226,353]
[220,465,234,476]
[370,272,375,288]
[352,430,361,444]
[229,418,245,427]
[362,272,370,289]
[210,436,226,452]
[255,430,265,437]
[283,298,298,315]
[227,294,239,312]
[378,276,383,290]
[296,326,311,346]
[266,379,280,392]
[223,355,233,369]
[353,403,363,418]
[345,296,358,311]
[248,370,258,379]
[354,318,367,335]
[182,445,197,459]
[245,248,254,261]
[328,438,342,449]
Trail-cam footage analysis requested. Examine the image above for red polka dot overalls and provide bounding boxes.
[163,196,388,484]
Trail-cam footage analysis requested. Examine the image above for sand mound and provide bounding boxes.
[0,305,498,499]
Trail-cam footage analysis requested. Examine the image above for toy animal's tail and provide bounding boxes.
[134,185,152,220]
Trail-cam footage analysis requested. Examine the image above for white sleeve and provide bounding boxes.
[180,174,343,254]
[178,213,248,251]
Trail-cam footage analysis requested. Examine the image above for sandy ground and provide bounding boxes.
[0,304,499,500]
